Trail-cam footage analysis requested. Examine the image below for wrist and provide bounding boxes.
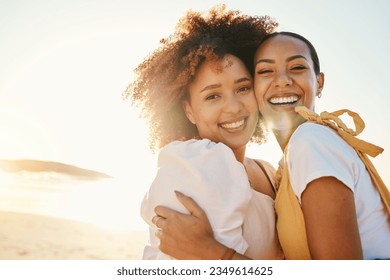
[201,238,227,260]
[220,248,236,260]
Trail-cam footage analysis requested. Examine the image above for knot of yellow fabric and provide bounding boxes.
[295,106,383,157]
[294,106,390,217]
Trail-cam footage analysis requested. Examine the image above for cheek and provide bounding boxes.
[254,81,267,101]
[193,110,216,128]
[254,92,266,109]
[303,83,318,109]
[246,93,258,107]
[246,102,258,116]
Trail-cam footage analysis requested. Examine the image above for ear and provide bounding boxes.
[316,72,325,97]
[182,100,196,124]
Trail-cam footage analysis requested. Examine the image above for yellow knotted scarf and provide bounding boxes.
[275,106,390,260]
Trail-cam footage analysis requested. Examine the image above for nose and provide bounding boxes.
[223,94,242,114]
[274,70,292,88]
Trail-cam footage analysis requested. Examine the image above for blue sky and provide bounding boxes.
[1,0,389,189]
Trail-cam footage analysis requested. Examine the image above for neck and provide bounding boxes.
[232,146,246,163]
[273,128,294,151]
[270,122,301,151]
[267,115,307,151]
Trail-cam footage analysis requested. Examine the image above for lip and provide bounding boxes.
[219,117,247,130]
[268,94,300,106]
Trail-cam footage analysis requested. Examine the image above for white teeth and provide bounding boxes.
[221,119,245,129]
[270,96,298,104]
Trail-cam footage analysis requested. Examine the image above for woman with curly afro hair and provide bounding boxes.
[125,5,283,260]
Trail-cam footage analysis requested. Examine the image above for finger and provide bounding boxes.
[152,215,167,229]
[155,228,163,238]
[174,190,205,218]
[154,205,181,219]
[152,216,161,227]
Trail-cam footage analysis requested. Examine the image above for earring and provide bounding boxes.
[317,92,322,98]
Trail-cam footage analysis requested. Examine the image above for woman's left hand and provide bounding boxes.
[153,191,226,259]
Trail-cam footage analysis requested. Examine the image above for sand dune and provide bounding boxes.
[0,211,148,260]
[0,159,112,180]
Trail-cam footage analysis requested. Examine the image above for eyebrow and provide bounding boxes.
[255,55,308,66]
[235,77,251,83]
[200,84,221,93]
[199,77,251,93]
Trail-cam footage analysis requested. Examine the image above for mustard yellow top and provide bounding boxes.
[275,106,390,260]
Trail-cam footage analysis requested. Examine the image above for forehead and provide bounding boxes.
[255,35,311,59]
[202,55,244,72]
[192,55,249,81]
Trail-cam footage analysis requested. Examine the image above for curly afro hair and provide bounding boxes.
[124,5,278,152]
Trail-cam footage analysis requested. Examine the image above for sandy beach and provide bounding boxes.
[0,211,148,260]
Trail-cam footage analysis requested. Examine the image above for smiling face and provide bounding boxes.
[254,35,324,132]
[183,54,259,156]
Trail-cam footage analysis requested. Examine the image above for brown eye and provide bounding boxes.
[205,94,219,100]
[237,86,251,94]
[257,69,273,75]
[291,65,306,71]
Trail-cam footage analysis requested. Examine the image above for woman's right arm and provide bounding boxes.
[302,176,363,259]
[154,191,251,260]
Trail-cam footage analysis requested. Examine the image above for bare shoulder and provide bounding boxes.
[244,158,276,199]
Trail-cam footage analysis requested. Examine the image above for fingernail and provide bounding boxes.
[174,190,184,197]
[155,229,162,238]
